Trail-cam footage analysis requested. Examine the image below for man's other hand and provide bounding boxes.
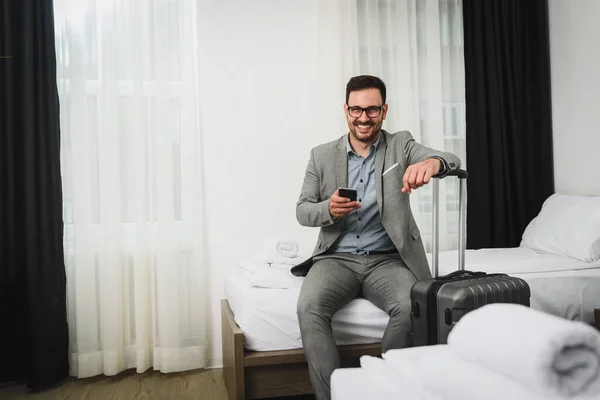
[329,189,361,219]
[402,158,441,194]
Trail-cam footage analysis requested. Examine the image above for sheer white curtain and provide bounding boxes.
[54,0,209,378]
[319,0,466,252]
[356,0,466,252]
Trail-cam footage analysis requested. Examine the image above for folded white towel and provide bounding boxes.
[447,303,600,398]
[371,345,553,400]
[258,237,299,261]
[234,237,308,288]
[252,252,306,267]
[238,261,303,289]
[358,354,440,400]
[331,367,436,400]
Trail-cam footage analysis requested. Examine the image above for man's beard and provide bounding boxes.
[350,121,380,143]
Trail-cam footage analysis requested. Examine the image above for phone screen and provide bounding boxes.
[338,188,357,201]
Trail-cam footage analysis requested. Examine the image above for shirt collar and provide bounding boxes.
[346,133,381,156]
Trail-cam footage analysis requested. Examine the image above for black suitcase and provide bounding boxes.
[410,169,531,346]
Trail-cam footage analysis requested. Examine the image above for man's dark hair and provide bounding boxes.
[345,75,387,105]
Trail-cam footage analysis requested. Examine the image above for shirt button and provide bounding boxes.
[356,235,360,239]
[359,198,362,202]
[360,179,363,183]
[358,218,362,221]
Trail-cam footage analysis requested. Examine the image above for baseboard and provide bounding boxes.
[206,357,223,369]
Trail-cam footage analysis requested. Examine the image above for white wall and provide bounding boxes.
[549,0,600,195]
[196,0,350,366]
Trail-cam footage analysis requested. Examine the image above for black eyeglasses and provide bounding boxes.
[347,105,384,118]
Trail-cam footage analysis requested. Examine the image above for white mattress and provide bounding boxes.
[225,247,600,352]
[225,268,389,351]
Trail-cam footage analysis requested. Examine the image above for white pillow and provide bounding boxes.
[520,193,600,262]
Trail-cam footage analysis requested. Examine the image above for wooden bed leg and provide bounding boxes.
[222,299,245,400]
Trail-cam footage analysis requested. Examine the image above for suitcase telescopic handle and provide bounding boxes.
[431,168,468,278]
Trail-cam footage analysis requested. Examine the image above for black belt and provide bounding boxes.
[362,250,399,256]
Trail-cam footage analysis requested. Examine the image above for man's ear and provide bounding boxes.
[382,104,389,120]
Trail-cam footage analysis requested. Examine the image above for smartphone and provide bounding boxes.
[338,188,357,202]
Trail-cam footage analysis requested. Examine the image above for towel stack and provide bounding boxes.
[237,237,306,289]
[356,304,600,400]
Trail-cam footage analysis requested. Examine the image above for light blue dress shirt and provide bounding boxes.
[330,135,397,254]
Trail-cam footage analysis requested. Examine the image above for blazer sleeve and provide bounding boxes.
[296,149,336,227]
[401,131,461,177]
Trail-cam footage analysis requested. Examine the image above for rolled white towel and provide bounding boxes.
[447,303,600,398]
[374,345,552,400]
[261,237,298,258]
[252,238,304,266]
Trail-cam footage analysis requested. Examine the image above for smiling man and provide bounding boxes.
[291,75,461,400]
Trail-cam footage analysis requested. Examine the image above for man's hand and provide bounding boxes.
[329,189,361,219]
[402,158,442,194]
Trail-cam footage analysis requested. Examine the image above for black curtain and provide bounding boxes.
[462,0,555,249]
[0,0,69,390]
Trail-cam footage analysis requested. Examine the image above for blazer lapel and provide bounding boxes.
[335,137,348,189]
[375,132,387,216]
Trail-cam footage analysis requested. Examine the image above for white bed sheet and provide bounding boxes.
[434,246,600,275]
[225,248,600,352]
[225,268,389,351]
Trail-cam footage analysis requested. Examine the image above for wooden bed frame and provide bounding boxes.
[221,299,382,400]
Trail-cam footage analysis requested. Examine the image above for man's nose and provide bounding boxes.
[358,111,370,122]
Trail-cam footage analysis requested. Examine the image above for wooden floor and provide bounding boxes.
[0,369,227,400]
[0,369,315,400]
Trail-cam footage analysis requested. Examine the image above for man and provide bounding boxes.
[291,75,461,400]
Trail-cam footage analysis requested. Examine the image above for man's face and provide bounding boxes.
[345,88,388,144]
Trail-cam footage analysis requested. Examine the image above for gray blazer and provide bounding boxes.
[291,129,461,281]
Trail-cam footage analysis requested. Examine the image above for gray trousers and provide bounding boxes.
[296,252,417,400]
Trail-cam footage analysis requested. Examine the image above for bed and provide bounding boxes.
[221,267,385,400]
[221,192,600,399]
[221,298,381,400]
